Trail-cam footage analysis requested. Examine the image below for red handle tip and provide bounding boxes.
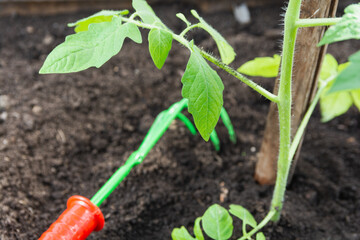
[39,195,104,240]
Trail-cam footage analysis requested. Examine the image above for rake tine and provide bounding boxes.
[220,107,237,144]
[176,112,197,135]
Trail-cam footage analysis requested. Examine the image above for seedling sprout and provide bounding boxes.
[37,0,360,239]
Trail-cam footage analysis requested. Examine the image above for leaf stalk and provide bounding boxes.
[295,17,342,28]
[200,51,279,103]
[238,210,276,240]
[180,23,201,37]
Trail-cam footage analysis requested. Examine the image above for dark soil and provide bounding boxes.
[1,2,359,240]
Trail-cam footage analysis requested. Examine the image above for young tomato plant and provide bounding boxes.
[40,0,360,239]
[172,204,266,240]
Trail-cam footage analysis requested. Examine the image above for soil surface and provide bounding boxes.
[0,1,359,240]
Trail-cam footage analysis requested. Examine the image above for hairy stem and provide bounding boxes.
[295,17,341,28]
[180,23,201,37]
[200,51,279,103]
[270,0,302,221]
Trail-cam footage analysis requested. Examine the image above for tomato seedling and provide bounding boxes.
[172,204,266,240]
[39,0,360,239]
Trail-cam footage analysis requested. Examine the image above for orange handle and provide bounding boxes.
[39,195,105,240]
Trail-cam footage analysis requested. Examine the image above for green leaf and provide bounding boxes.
[237,54,281,78]
[319,54,338,82]
[181,43,224,141]
[229,204,257,228]
[338,62,351,73]
[172,227,196,240]
[319,3,360,45]
[320,89,353,122]
[329,50,360,93]
[256,232,266,240]
[318,54,357,121]
[319,54,358,121]
[202,204,233,240]
[194,217,204,240]
[68,10,129,33]
[191,10,236,64]
[132,0,166,28]
[351,89,360,110]
[40,18,142,74]
[176,13,191,27]
[148,28,173,69]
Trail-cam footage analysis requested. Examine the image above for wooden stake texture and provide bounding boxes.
[255,0,339,185]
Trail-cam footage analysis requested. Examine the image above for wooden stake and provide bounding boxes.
[255,0,339,185]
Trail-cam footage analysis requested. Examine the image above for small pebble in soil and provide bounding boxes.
[32,105,42,114]
[0,138,8,151]
[42,34,54,45]
[0,112,7,123]
[123,122,135,132]
[22,113,35,130]
[169,121,177,130]
[0,95,10,110]
[346,136,356,144]
[26,26,34,34]
[113,66,119,73]
[56,129,66,143]
[51,158,63,167]
[219,181,229,203]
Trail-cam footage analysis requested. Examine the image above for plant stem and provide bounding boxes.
[295,17,341,28]
[270,0,302,221]
[200,51,279,103]
[121,17,279,103]
[238,210,277,240]
[129,12,139,20]
[180,23,201,37]
[289,76,333,161]
[242,220,248,237]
